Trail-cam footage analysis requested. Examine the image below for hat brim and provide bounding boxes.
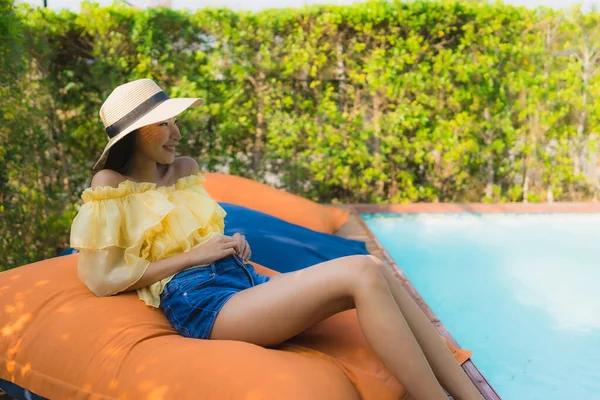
[93,97,204,171]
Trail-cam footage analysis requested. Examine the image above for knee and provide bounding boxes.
[347,255,388,293]
[357,254,387,276]
[366,254,385,269]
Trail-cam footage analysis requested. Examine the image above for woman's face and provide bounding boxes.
[136,117,181,164]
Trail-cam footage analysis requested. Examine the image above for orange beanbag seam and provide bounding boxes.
[0,359,108,399]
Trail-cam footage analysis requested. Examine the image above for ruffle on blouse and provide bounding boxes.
[70,172,226,263]
[80,172,206,203]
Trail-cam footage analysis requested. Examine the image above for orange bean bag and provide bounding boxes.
[0,254,470,399]
[202,173,350,234]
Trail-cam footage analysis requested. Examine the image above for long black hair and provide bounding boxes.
[88,129,167,186]
[102,129,138,174]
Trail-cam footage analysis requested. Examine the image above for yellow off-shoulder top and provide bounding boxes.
[69,172,226,308]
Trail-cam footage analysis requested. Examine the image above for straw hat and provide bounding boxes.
[93,78,204,171]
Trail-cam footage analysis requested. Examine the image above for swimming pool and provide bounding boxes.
[362,213,600,400]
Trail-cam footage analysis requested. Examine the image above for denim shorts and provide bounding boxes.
[159,254,271,339]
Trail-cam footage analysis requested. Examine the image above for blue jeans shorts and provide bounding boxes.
[159,254,271,339]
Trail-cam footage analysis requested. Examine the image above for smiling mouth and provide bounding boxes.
[163,145,176,152]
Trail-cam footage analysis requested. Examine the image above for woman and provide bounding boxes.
[70,78,482,400]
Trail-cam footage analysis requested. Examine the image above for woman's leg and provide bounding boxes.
[367,255,482,400]
[210,254,447,400]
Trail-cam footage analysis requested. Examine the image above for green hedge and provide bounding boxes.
[2,0,600,269]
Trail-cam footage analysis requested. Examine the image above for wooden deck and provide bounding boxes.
[334,207,502,400]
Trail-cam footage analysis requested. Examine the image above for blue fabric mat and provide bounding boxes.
[61,202,368,273]
[220,202,368,272]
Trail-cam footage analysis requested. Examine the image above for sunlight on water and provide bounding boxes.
[363,213,600,400]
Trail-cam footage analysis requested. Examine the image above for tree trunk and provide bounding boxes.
[523,174,530,203]
[253,102,264,173]
[483,109,494,199]
[390,162,398,200]
[372,94,384,198]
[486,154,494,199]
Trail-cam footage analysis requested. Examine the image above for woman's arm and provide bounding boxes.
[126,251,192,292]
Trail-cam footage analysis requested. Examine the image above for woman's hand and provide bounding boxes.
[186,235,238,267]
[232,232,251,263]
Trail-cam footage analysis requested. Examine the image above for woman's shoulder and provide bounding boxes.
[90,169,128,189]
[82,169,145,203]
[83,158,202,203]
[174,156,200,178]
[91,157,199,190]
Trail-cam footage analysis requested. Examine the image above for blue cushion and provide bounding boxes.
[59,247,79,256]
[61,203,368,273]
[221,202,368,273]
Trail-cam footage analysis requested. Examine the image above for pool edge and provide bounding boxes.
[333,206,502,400]
[348,202,600,214]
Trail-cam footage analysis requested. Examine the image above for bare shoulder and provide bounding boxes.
[174,156,200,178]
[91,169,127,189]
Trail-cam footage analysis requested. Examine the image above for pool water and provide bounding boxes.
[362,213,600,400]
